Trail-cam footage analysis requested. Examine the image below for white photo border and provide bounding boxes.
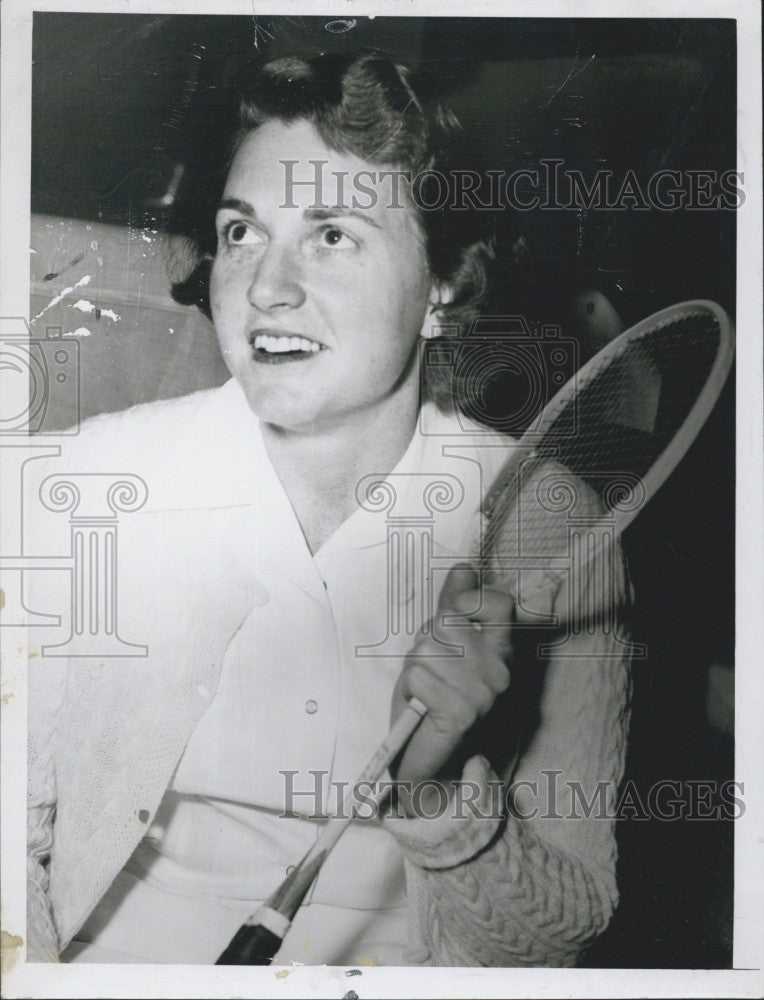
[1,1,762,997]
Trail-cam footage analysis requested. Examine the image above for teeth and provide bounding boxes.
[253,334,321,354]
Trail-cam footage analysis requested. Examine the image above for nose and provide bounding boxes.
[246,242,305,312]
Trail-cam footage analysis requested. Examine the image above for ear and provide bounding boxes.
[420,281,455,339]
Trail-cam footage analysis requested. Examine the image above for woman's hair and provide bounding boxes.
[170,51,495,411]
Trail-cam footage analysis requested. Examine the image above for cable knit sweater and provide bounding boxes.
[26,380,632,966]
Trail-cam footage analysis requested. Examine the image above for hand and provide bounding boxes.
[390,563,514,810]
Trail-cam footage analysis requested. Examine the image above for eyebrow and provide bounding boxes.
[305,207,381,230]
[218,197,256,216]
[217,198,381,230]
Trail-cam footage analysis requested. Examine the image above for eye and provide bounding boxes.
[221,220,263,247]
[317,226,356,250]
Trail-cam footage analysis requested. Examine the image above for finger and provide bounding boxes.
[405,633,511,698]
[446,587,515,654]
[451,586,515,624]
[400,659,497,726]
[437,562,480,613]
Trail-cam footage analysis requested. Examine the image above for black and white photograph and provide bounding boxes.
[1,2,762,998]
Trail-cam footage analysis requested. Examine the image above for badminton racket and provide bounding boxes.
[216,298,734,964]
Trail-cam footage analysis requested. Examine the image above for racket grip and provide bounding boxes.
[215,697,429,966]
[215,922,282,965]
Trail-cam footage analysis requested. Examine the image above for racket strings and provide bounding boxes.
[542,311,722,480]
[478,309,726,600]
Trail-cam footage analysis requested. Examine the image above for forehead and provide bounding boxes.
[224,118,421,234]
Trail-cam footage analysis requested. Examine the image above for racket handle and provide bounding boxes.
[216,922,281,966]
[213,696,429,965]
[354,696,428,788]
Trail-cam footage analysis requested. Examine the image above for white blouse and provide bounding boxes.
[63,394,507,965]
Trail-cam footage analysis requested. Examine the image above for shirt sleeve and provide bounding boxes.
[381,459,634,967]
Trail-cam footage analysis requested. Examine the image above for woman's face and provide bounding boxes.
[210,118,439,433]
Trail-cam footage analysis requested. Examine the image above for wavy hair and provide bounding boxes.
[170,52,495,411]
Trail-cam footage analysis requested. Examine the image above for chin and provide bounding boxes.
[238,384,320,430]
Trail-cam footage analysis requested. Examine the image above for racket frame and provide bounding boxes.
[216,299,735,964]
[484,299,735,537]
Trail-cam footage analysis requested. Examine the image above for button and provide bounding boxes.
[195,684,210,699]
[305,700,318,715]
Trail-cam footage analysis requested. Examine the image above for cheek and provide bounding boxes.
[209,261,240,328]
[209,265,248,363]
[391,273,432,343]
[365,251,431,328]
[208,262,224,317]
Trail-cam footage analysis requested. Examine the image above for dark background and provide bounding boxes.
[32,13,736,968]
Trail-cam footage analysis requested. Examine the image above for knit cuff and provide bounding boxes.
[27,862,60,962]
[380,754,504,870]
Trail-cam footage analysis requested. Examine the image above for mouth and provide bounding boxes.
[249,330,325,365]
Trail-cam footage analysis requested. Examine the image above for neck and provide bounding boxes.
[260,390,421,554]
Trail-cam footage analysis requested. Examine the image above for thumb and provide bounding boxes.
[437,562,480,612]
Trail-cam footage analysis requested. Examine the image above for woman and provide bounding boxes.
[27,52,632,967]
